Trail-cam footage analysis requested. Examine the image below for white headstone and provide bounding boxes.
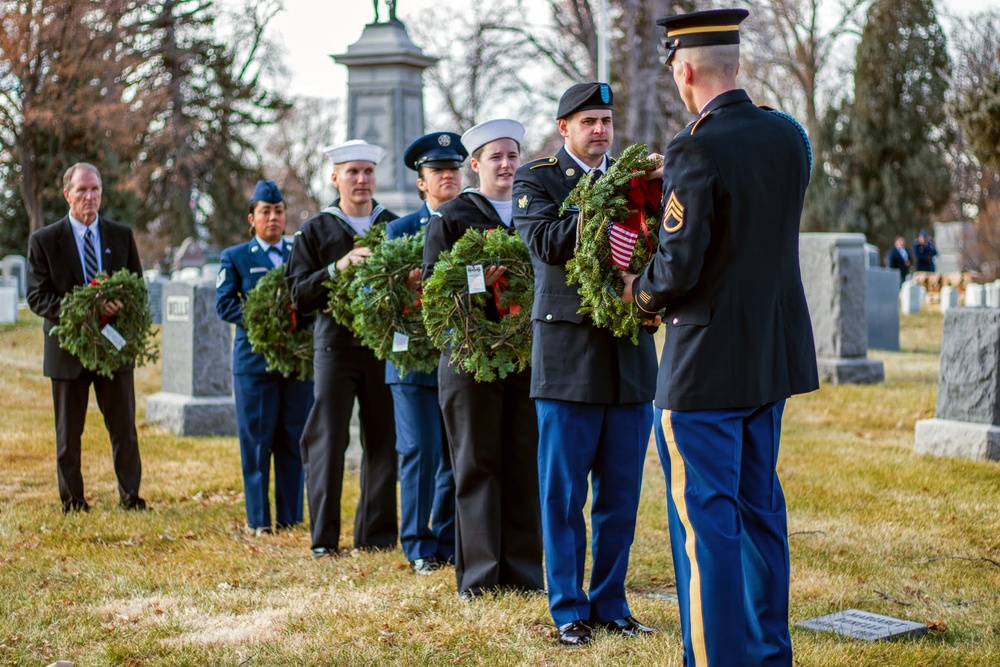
[171,266,202,282]
[939,286,958,313]
[0,254,27,298]
[0,286,18,324]
[899,280,922,314]
[965,283,985,307]
[987,281,1000,309]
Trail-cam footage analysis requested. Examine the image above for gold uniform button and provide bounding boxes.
[672,317,680,325]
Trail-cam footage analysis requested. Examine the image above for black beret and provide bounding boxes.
[656,8,750,64]
[403,132,468,171]
[556,82,614,120]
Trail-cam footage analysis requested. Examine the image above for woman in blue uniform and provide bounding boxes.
[216,180,314,534]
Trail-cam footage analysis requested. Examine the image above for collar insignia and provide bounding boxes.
[566,167,576,177]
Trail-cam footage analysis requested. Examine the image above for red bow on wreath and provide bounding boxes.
[493,275,521,317]
[608,176,660,270]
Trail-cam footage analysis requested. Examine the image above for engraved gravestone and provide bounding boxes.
[866,267,900,351]
[797,609,928,641]
[146,278,236,435]
[0,254,27,298]
[145,276,168,324]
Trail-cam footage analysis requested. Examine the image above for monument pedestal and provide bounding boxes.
[146,393,236,436]
[914,418,1000,462]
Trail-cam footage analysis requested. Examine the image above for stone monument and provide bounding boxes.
[0,254,27,299]
[933,221,968,274]
[914,308,1000,461]
[146,278,236,436]
[866,267,900,351]
[332,5,436,214]
[799,233,884,384]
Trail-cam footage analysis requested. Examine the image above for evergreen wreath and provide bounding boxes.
[348,231,439,376]
[49,269,158,379]
[421,227,533,382]
[242,265,314,380]
[563,142,662,343]
[322,221,388,334]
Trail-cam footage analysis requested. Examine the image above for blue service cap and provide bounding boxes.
[404,132,468,171]
[250,179,283,204]
[656,8,750,64]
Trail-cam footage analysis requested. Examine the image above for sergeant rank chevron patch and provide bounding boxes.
[663,191,684,232]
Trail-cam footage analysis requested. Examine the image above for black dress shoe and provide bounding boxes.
[62,499,90,513]
[119,496,147,511]
[595,615,658,637]
[311,547,337,558]
[410,556,441,575]
[557,620,593,646]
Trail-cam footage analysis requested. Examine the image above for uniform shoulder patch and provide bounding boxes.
[517,194,531,210]
[529,156,558,170]
[216,267,226,288]
[663,191,684,232]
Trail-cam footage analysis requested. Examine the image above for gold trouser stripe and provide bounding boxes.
[662,410,709,666]
[667,25,741,37]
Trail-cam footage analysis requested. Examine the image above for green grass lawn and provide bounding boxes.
[1,310,998,666]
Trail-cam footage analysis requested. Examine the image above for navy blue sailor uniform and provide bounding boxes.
[284,199,399,552]
[385,204,456,565]
[512,147,658,628]
[216,236,313,531]
[632,89,819,666]
[422,189,543,597]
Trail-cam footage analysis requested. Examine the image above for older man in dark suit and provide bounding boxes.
[27,162,146,513]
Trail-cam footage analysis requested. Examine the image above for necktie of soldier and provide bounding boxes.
[267,246,283,267]
[84,228,99,282]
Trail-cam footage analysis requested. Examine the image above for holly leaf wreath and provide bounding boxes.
[322,221,388,334]
[242,264,314,380]
[421,228,533,382]
[563,142,662,343]
[49,269,158,379]
[348,231,439,376]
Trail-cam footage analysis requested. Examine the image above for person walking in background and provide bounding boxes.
[216,180,313,536]
[913,229,937,272]
[26,162,147,513]
[386,132,466,574]
[623,9,819,665]
[285,141,399,557]
[886,236,911,285]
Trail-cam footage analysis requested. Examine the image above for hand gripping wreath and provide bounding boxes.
[49,269,158,379]
[563,142,662,344]
[322,221,387,335]
[348,231,439,376]
[421,227,533,382]
[242,265,314,380]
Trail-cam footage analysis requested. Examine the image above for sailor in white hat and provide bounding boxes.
[284,139,400,557]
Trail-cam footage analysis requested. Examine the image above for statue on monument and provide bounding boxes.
[372,0,399,23]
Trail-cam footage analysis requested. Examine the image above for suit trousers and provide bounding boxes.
[655,402,791,667]
[535,399,652,626]
[233,372,311,529]
[301,346,397,551]
[391,383,455,562]
[437,353,543,596]
[51,369,141,506]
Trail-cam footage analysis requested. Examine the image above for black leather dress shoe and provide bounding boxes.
[311,547,337,558]
[120,496,147,511]
[410,556,441,575]
[63,499,90,513]
[557,620,593,646]
[595,615,658,637]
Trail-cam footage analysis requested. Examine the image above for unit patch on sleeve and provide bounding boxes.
[663,191,685,232]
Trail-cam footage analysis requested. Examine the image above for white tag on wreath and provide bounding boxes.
[392,332,410,352]
[101,324,127,351]
[466,265,486,294]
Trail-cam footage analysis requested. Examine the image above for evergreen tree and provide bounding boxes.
[845,0,951,251]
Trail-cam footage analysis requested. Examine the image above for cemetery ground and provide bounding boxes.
[1,311,998,666]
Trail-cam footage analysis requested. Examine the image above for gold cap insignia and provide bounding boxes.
[663,191,684,232]
[566,168,576,177]
[518,195,529,210]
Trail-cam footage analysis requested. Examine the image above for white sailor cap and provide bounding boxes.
[323,139,387,165]
[461,119,525,155]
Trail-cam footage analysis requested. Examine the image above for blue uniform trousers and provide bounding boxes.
[391,383,455,563]
[654,402,792,667]
[233,372,312,529]
[535,399,652,627]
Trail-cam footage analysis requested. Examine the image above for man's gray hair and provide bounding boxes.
[63,163,102,190]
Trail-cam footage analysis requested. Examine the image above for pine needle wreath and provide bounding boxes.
[421,227,533,382]
[49,269,158,379]
[563,143,662,343]
[349,231,439,376]
[322,221,387,334]
[242,265,314,380]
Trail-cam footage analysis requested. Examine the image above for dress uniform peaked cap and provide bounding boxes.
[556,82,614,119]
[656,8,750,64]
[461,119,525,155]
[324,139,386,165]
[250,180,283,204]
[404,132,468,171]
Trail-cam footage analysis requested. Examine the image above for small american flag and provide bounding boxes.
[608,222,639,270]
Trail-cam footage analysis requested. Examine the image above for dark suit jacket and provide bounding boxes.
[27,216,143,380]
[632,89,819,411]
[512,147,657,405]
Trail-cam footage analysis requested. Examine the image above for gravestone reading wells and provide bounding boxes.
[0,254,27,299]
[797,609,928,641]
[939,286,958,313]
[899,280,923,315]
[866,267,900,351]
[799,233,884,384]
[914,308,1000,461]
[145,278,236,436]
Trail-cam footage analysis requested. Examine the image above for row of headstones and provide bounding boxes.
[897,280,1000,314]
